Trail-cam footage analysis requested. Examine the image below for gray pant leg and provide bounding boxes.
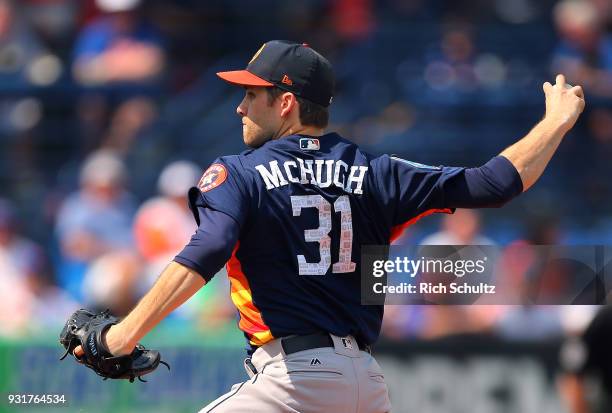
[199,351,356,413]
[199,336,391,413]
[198,374,300,413]
[354,353,392,413]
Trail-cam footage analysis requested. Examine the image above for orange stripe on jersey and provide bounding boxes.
[390,208,452,243]
[226,242,274,346]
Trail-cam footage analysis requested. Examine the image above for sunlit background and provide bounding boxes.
[0,0,611,412]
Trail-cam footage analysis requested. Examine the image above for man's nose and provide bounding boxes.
[236,101,247,117]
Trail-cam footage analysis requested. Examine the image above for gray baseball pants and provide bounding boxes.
[199,334,391,413]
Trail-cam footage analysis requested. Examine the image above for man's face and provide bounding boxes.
[236,86,280,148]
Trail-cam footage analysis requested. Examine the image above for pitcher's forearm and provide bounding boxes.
[500,117,567,192]
[111,261,206,352]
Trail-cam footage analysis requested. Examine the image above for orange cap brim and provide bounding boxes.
[216,70,274,87]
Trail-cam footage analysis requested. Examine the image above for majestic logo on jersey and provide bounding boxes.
[310,358,322,365]
[390,156,441,170]
[198,163,227,192]
[254,157,368,194]
[299,138,320,151]
[249,43,266,65]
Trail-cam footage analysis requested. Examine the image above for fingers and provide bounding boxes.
[556,73,566,87]
[545,76,585,99]
[74,345,84,358]
[570,85,584,99]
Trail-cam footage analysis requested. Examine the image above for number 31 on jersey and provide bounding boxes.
[291,195,356,275]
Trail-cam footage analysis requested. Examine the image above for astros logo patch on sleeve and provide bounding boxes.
[198,163,228,192]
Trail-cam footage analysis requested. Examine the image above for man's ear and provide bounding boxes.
[279,92,298,118]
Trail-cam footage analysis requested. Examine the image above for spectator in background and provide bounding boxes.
[582,77,612,216]
[0,198,46,281]
[494,216,565,340]
[421,19,509,100]
[0,0,52,87]
[80,249,140,316]
[552,0,612,217]
[0,198,42,335]
[72,0,165,86]
[423,22,478,95]
[100,95,157,155]
[133,160,200,277]
[0,0,59,149]
[21,0,78,57]
[420,208,494,245]
[71,0,164,155]
[329,0,375,42]
[0,198,76,335]
[419,210,501,338]
[55,149,136,301]
[383,210,498,339]
[132,160,235,327]
[552,0,612,98]
[74,92,158,156]
[590,0,612,30]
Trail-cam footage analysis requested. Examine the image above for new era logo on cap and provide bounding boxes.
[300,138,320,151]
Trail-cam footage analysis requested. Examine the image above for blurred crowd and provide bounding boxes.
[0,0,610,366]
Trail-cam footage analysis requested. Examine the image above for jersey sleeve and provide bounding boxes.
[372,155,523,229]
[372,154,464,227]
[191,157,250,227]
[174,206,239,282]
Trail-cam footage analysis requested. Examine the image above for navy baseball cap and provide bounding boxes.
[217,40,335,107]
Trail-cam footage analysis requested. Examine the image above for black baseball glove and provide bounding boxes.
[59,309,169,383]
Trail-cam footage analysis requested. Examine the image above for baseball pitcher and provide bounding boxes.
[60,40,585,412]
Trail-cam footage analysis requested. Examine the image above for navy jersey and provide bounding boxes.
[181,132,481,349]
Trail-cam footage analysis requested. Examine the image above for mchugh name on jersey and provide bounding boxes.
[255,158,368,194]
